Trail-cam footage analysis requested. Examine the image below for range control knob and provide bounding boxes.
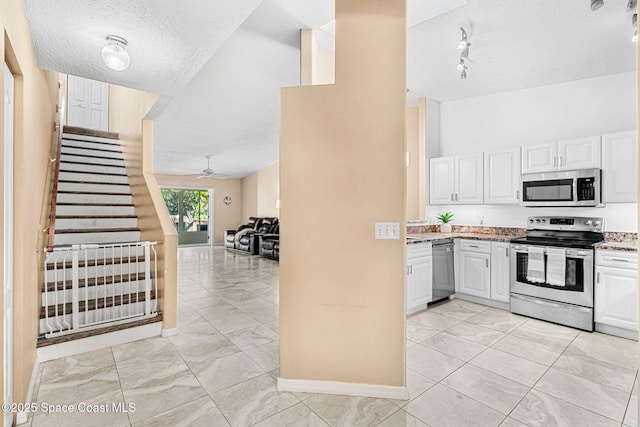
[535,219,541,223]
[585,220,593,226]
[529,219,534,223]
[541,219,546,223]
[593,221,601,226]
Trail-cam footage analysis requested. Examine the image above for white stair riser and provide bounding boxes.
[41,279,150,305]
[55,217,138,230]
[61,146,124,160]
[57,181,131,194]
[58,171,129,185]
[39,300,156,334]
[56,193,132,204]
[60,154,125,168]
[59,162,126,175]
[46,263,146,282]
[62,133,121,145]
[46,245,145,263]
[55,204,135,216]
[54,231,141,246]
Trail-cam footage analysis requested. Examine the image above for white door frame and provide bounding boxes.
[159,186,214,245]
[3,62,15,427]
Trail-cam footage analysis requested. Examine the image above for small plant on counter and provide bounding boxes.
[437,212,454,224]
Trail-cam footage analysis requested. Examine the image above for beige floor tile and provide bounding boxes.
[406,320,440,343]
[553,351,637,393]
[405,383,505,427]
[116,349,191,389]
[252,403,328,427]
[41,347,115,382]
[390,369,436,407]
[445,322,505,346]
[211,374,299,426]
[511,389,619,427]
[225,323,279,350]
[303,393,399,427]
[111,336,174,363]
[176,335,240,371]
[131,396,230,427]
[245,340,280,372]
[442,364,530,414]
[190,351,265,394]
[567,332,638,370]
[377,409,429,426]
[407,345,465,382]
[491,333,563,366]
[37,364,122,405]
[420,332,487,362]
[510,318,579,350]
[535,367,629,422]
[465,308,526,334]
[168,320,222,347]
[31,389,130,427]
[470,348,547,387]
[624,391,638,427]
[409,311,462,331]
[499,418,529,427]
[429,299,488,321]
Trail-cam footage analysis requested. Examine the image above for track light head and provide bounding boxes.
[457,27,470,49]
[460,69,467,79]
[591,0,604,11]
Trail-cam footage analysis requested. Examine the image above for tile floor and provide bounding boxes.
[26,246,639,426]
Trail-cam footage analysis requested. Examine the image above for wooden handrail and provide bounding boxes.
[46,80,66,251]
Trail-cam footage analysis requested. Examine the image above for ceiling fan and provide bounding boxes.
[192,155,229,179]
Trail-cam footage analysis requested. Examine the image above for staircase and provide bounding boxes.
[40,127,159,341]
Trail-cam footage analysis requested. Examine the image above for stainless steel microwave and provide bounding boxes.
[521,169,601,207]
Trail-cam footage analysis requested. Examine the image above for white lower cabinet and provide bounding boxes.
[407,242,432,315]
[490,242,511,303]
[595,250,638,339]
[456,240,491,299]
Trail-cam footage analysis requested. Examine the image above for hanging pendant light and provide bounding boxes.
[101,35,130,71]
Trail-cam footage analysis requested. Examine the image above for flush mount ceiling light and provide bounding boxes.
[591,0,605,11]
[457,27,470,50]
[101,35,130,71]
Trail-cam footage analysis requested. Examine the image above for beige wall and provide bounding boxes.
[155,174,242,243]
[0,0,59,417]
[406,98,426,220]
[241,162,280,220]
[280,0,407,389]
[109,86,178,331]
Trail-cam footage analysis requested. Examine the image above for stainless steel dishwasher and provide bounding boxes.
[432,239,455,302]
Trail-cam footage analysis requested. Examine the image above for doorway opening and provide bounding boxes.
[161,187,212,246]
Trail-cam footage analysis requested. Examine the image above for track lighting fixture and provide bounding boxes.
[457,27,470,50]
[633,14,638,42]
[456,27,470,79]
[591,0,604,11]
[628,0,637,12]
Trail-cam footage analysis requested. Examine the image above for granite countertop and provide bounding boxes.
[595,241,638,252]
[406,232,518,244]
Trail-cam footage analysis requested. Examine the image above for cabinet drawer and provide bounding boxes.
[408,242,432,259]
[457,239,491,254]
[596,250,637,269]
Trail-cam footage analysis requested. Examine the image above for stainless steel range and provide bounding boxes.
[510,216,604,331]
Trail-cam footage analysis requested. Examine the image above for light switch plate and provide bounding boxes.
[375,222,400,240]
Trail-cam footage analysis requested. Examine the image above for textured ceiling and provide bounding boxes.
[23,0,637,178]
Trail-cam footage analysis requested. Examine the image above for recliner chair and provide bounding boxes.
[260,223,280,261]
[237,217,278,254]
[225,217,259,249]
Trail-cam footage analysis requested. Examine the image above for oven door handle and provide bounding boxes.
[511,245,592,259]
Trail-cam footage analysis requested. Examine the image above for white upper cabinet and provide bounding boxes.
[430,154,483,205]
[484,148,521,204]
[602,131,637,203]
[521,137,600,174]
[557,136,601,171]
[456,154,484,204]
[521,142,557,174]
[429,157,455,205]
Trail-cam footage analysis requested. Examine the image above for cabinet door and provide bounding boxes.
[484,148,521,204]
[558,136,601,171]
[595,266,638,331]
[458,251,491,299]
[521,143,557,174]
[429,157,455,205]
[455,153,484,204]
[407,256,432,314]
[490,242,510,303]
[602,131,637,203]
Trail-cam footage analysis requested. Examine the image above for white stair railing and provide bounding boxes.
[42,241,158,338]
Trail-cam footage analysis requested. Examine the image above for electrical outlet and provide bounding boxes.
[375,222,400,240]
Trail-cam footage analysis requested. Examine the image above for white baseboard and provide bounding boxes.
[161,327,179,337]
[15,358,41,425]
[277,377,409,400]
[453,293,510,311]
[595,323,638,341]
[37,322,162,362]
